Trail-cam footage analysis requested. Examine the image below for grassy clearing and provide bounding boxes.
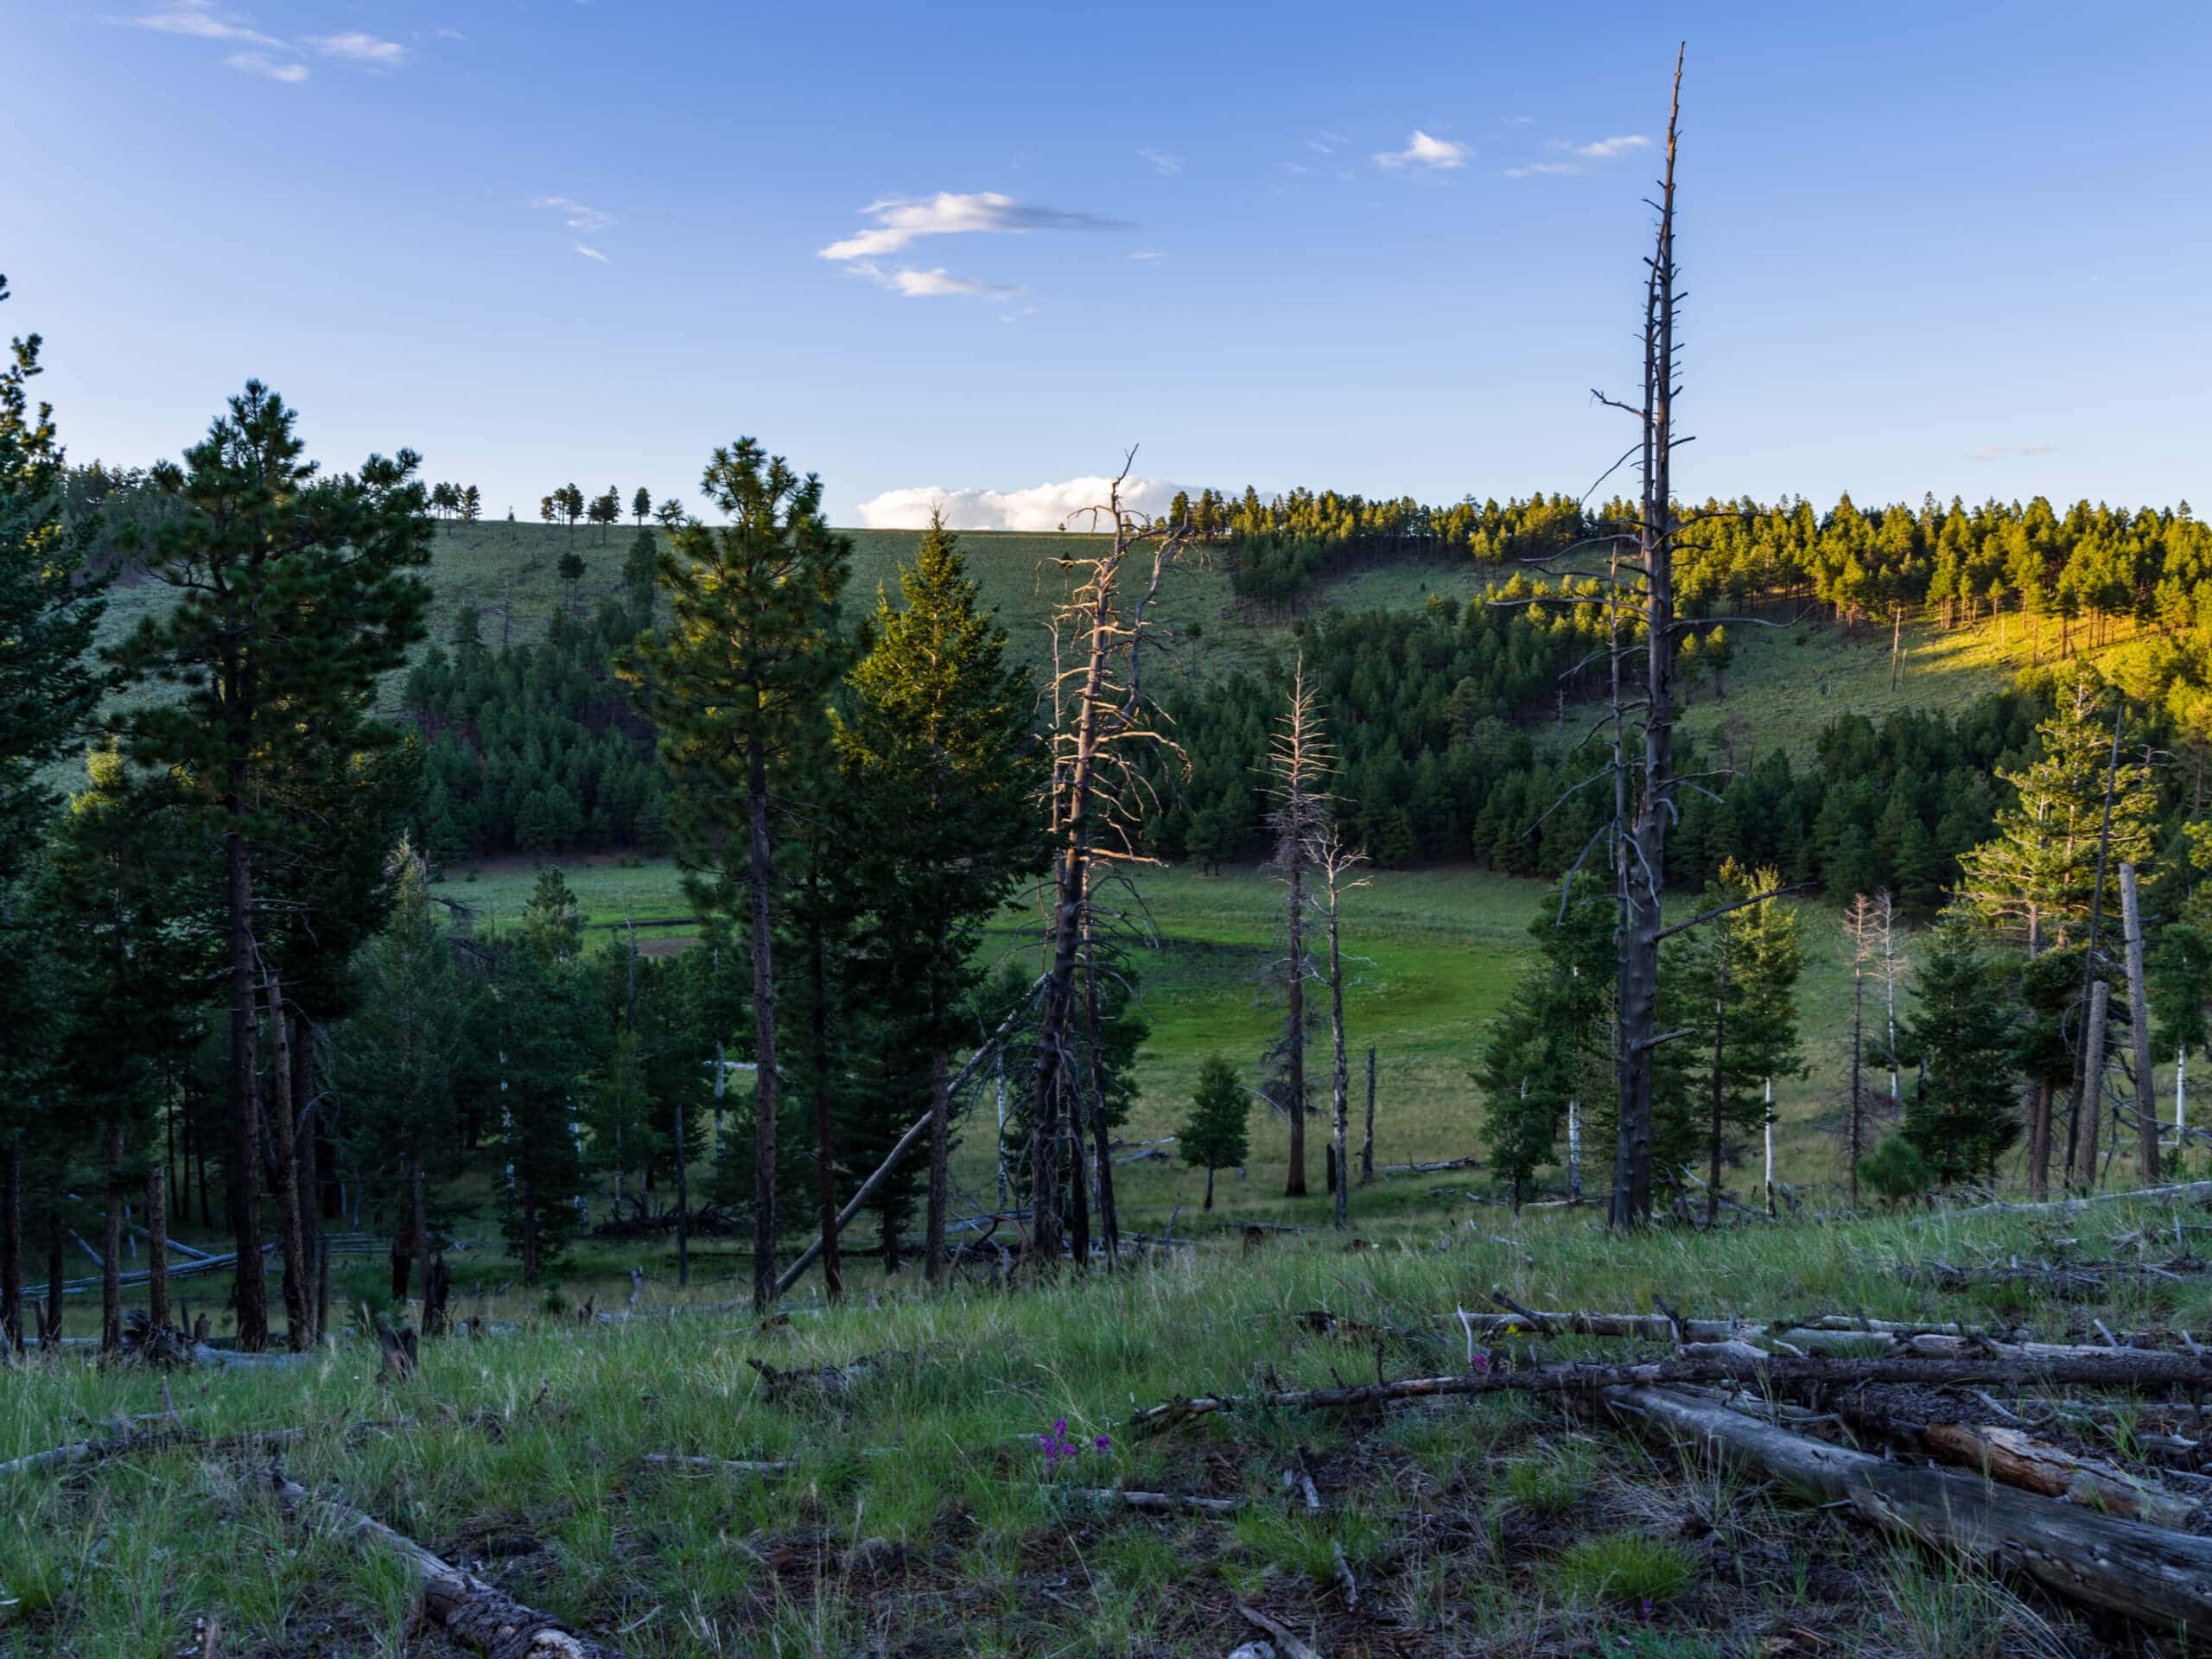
[7,1196,2190,1657]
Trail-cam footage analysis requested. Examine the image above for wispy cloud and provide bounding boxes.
[224,49,307,80]
[1128,250,1164,263]
[1508,134,1654,178]
[1498,114,1533,127]
[1306,129,1349,155]
[312,29,407,65]
[432,27,465,40]
[535,195,613,232]
[997,305,1040,325]
[851,263,1023,300]
[573,245,609,263]
[1137,147,1181,175]
[1970,442,2055,462]
[117,2,280,47]
[1566,134,1650,160]
[856,474,1186,532]
[818,191,1128,261]
[1373,130,1468,170]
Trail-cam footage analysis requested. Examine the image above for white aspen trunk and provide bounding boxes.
[1566,1098,1581,1202]
[1764,1077,1776,1217]
[995,1052,1008,1211]
[713,1039,727,1154]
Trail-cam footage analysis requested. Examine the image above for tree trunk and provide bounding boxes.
[44,1214,64,1350]
[1204,1165,1215,1211]
[1706,948,1728,1229]
[674,1088,689,1290]
[808,918,839,1301]
[226,813,268,1350]
[747,732,780,1312]
[102,1116,124,1353]
[1083,900,1119,1266]
[1763,1081,1776,1217]
[265,974,312,1351]
[1611,1383,2212,1630]
[1848,963,1865,1206]
[520,1170,540,1288]
[2121,862,2160,1184]
[1,1143,19,1351]
[390,1152,413,1301]
[924,1046,950,1286]
[1285,859,1307,1198]
[147,1167,170,1336]
[410,1155,429,1325]
[1360,1045,1376,1184]
[2073,979,2113,1191]
[1329,902,1350,1231]
[2028,1079,2054,1200]
[292,1013,318,1300]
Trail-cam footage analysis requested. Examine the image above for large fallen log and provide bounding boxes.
[272,1472,632,1657]
[3,1418,400,1480]
[1130,1350,2212,1435]
[1450,1306,2168,1360]
[1942,1180,2212,1219]
[1919,1421,2198,1529]
[1609,1384,2212,1628]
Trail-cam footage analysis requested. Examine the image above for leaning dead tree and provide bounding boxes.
[1029,459,1193,1268]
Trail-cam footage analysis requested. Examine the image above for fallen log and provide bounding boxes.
[271,1472,632,1657]
[1449,1306,2168,1360]
[1069,1486,1245,1516]
[639,1452,797,1477]
[1608,1384,2212,1629]
[1942,1180,2212,1220]
[1130,1351,2212,1435]
[1919,1422,2198,1529]
[3,1418,399,1480]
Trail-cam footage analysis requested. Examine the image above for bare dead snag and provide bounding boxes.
[270,1471,633,1657]
[1609,1384,2212,1629]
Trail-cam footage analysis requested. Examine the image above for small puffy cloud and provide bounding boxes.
[313,29,408,65]
[573,245,609,263]
[1374,130,1468,170]
[535,195,613,232]
[818,191,1128,260]
[855,474,1186,532]
[224,49,307,80]
[851,263,1022,299]
[118,3,280,47]
[1510,135,1654,177]
[1137,147,1181,175]
[1969,442,2055,462]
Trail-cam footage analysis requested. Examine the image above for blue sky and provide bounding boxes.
[8,1,2209,527]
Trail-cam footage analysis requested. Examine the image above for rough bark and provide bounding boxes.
[102,1116,124,1353]
[808,912,839,1300]
[1920,1421,2196,1529]
[1284,857,1308,1198]
[1083,899,1119,1266]
[271,1474,634,1657]
[1,1142,20,1350]
[1360,1044,1376,1184]
[924,1046,950,1286]
[2122,861,2161,1183]
[1328,895,1350,1230]
[747,731,779,1311]
[265,974,313,1351]
[2073,978,2112,1191]
[291,1014,318,1307]
[226,813,268,1350]
[1612,1384,2212,1629]
[2027,1077,2054,1202]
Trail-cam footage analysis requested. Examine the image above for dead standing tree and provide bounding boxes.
[1263,659,1333,1200]
[1310,822,1368,1230]
[1030,461,1193,1270]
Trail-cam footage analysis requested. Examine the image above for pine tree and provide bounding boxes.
[1958,681,2157,952]
[1902,921,2021,1181]
[1478,872,1615,1205]
[836,515,1046,1281]
[106,383,430,1350]
[1266,660,1332,1198]
[477,942,589,1287]
[341,838,464,1306]
[1179,1057,1249,1211]
[1678,861,1803,1224]
[632,486,652,526]
[617,438,850,1309]
[0,274,108,882]
[588,486,620,542]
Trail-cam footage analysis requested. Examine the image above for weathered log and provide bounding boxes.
[1943,1179,2212,1219]
[1609,1384,2212,1628]
[271,1472,632,1657]
[1130,1351,2212,1435]
[1447,1306,2152,1360]
[639,1452,797,1477]
[1069,1486,1245,1515]
[3,1419,395,1480]
[1919,1422,2197,1529]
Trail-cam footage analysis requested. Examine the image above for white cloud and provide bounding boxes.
[1969,442,2055,462]
[224,49,307,80]
[313,29,407,65]
[850,263,1021,299]
[1503,162,1582,178]
[1566,134,1650,160]
[855,474,1186,532]
[997,305,1039,324]
[535,195,613,232]
[574,245,609,263]
[1137,147,1181,175]
[433,27,466,40]
[1128,250,1163,263]
[1373,130,1468,170]
[118,3,280,47]
[1498,114,1533,126]
[818,191,1127,260]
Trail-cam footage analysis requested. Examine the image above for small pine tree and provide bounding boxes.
[632,485,652,526]
[1901,921,2021,1183]
[1180,1057,1249,1210]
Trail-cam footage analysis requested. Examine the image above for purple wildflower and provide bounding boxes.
[1094,1433,1113,1454]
